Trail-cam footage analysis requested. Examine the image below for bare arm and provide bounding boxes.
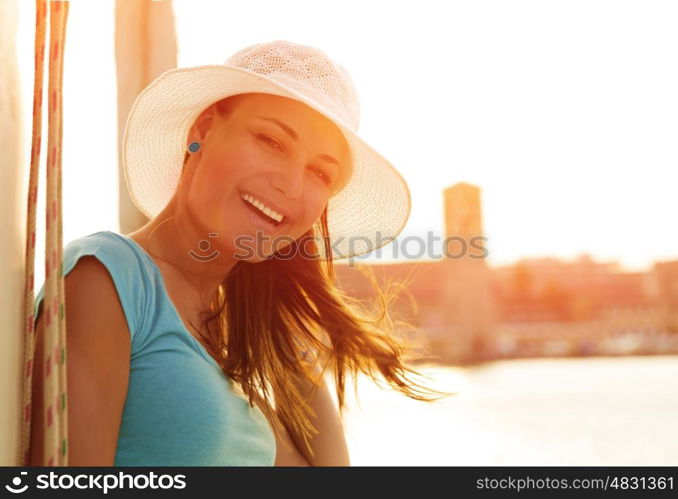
[272,417,312,466]
[248,384,310,466]
[268,346,350,467]
[251,356,350,466]
[283,370,351,466]
[30,256,131,466]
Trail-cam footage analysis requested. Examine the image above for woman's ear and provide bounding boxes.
[187,104,218,145]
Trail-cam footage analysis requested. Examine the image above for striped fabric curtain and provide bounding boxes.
[20,0,70,466]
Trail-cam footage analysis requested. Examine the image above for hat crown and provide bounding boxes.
[225,40,360,130]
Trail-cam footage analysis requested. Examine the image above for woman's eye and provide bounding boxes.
[309,166,331,186]
[257,134,283,152]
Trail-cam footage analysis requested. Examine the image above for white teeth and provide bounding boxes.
[241,193,284,223]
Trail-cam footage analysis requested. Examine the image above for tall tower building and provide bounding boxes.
[444,182,484,244]
[653,260,678,333]
[441,183,494,363]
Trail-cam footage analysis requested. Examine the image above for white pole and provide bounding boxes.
[0,0,25,466]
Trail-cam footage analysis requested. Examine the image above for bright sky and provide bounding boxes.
[17,0,678,279]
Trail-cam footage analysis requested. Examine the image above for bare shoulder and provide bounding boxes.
[62,255,131,330]
[30,255,132,466]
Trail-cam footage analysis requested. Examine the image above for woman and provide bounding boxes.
[31,40,444,466]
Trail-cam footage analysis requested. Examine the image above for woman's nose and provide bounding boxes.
[270,163,304,200]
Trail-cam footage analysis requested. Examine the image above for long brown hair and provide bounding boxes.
[184,96,450,457]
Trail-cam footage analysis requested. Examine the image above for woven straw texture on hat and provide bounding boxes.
[122,40,411,260]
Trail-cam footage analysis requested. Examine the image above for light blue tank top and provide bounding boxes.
[33,231,276,466]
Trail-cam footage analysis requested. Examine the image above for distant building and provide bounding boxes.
[335,182,495,364]
[653,260,678,333]
[439,183,494,363]
[334,184,677,364]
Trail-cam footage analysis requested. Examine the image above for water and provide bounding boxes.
[340,356,678,465]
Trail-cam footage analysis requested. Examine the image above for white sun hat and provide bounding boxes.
[122,40,411,260]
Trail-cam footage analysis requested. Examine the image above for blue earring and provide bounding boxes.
[188,141,201,153]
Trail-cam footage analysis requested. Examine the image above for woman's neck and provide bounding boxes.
[125,203,238,305]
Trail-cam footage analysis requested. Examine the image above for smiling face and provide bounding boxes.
[177,92,351,262]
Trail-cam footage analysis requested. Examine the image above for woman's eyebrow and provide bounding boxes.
[318,154,340,168]
[256,116,298,141]
[256,116,341,169]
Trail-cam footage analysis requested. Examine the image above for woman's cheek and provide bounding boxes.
[227,143,265,176]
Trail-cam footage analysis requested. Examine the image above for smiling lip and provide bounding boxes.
[238,189,293,224]
[240,195,290,234]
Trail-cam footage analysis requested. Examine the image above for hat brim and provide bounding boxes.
[122,65,411,260]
